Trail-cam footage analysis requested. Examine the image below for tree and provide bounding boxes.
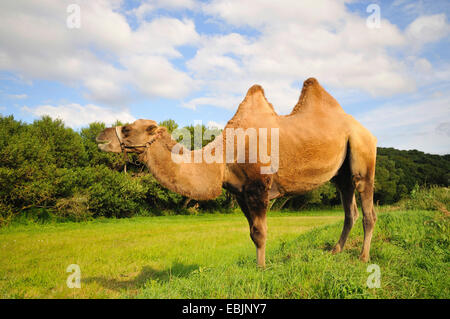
[159,119,179,133]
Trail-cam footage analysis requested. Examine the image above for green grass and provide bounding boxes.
[0,209,448,299]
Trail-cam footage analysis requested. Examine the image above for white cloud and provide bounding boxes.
[356,94,450,154]
[130,0,197,20]
[131,17,199,57]
[406,14,450,49]
[160,0,197,10]
[1,0,450,154]
[182,94,242,110]
[0,0,199,105]
[22,103,136,128]
[206,120,225,129]
[203,0,347,29]
[413,58,433,73]
[2,0,448,113]
[183,0,423,113]
[124,55,196,99]
[130,3,154,21]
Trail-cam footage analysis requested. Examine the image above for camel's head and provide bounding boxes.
[96,119,161,153]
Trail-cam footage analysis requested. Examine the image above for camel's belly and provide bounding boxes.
[274,136,347,194]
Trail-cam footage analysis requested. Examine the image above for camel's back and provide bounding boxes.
[222,79,373,195]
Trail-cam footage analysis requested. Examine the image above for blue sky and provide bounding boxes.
[0,0,449,154]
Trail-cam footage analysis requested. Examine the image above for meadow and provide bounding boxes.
[1,208,448,299]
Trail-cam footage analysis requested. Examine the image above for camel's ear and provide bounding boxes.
[146,124,157,134]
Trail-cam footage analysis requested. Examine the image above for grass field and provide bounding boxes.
[0,209,448,299]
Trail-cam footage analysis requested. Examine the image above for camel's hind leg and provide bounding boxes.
[332,163,359,254]
[356,178,377,262]
[333,183,359,254]
[349,133,377,262]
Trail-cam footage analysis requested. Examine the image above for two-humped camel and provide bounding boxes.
[97,78,377,267]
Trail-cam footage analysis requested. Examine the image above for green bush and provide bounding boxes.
[0,202,14,227]
[398,185,449,212]
[31,116,88,168]
[275,182,339,210]
[55,166,154,219]
[139,174,184,210]
[54,193,92,222]
[87,167,149,218]
[1,114,449,225]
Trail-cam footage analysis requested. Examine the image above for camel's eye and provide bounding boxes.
[122,126,130,135]
[146,124,157,133]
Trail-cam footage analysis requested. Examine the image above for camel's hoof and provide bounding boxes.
[331,245,341,254]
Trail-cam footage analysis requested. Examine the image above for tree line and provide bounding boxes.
[0,114,448,224]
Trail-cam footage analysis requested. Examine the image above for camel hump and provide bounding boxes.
[291,77,344,114]
[246,84,265,97]
[304,77,319,87]
[229,84,276,123]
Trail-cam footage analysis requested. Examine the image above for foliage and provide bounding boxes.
[275,182,339,210]
[54,193,92,222]
[179,123,222,150]
[158,119,178,133]
[397,185,449,212]
[0,114,449,224]
[87,167,149,218]
[137,174,184,211]
[374,155,404,204]
[377,148,450,196]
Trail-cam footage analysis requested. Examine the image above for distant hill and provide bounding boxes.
[375,147,449,203]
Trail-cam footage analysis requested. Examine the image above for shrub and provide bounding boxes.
[398,185,449,212]
[87,167,149,218]
[55,193,92,221]
[0,202,14,227]
[31,116,88,168]
[1,114,449,224]
[278,182,339,210]
[139,174,184,210]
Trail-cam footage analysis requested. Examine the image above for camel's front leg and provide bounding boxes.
[250,214,267,267]
[245,180,270,267]
[236,182,270,268]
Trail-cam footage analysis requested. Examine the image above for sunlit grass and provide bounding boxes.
[0,209,448,299]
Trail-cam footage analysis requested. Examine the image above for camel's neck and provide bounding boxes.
[140,130,225,201]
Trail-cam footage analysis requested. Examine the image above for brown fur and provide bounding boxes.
[97,78,378,267]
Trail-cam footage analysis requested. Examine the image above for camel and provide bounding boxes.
[96,78,377,267]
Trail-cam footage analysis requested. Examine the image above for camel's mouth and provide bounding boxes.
[96,140,110,152]
[96,128,123,153]
[95,137,111,146]
[95,137,110,144]
[96,135,112,151]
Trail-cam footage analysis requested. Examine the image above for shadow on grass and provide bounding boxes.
[84,262,199,291]
[322,239,362,258]
[322,242,334,252]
